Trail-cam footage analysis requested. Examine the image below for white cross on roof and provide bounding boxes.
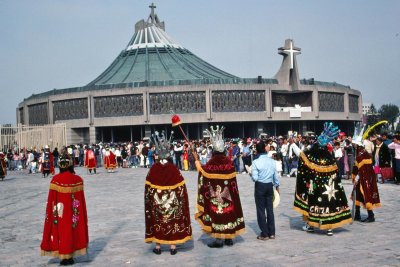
[282,40,300,69]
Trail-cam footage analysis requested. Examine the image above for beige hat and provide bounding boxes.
[273,188,280,208]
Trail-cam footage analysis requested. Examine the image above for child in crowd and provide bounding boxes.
[273,153,283,176]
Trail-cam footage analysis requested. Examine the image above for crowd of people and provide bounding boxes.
[0,122,398,265]
[1,129,400,185]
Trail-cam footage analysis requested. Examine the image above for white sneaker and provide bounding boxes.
[302,224,314,232]
[327,229,333,236]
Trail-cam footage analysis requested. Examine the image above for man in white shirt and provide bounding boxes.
[363,135,375,156]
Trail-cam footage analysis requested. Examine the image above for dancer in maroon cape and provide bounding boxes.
[145,131,192,255]
[351,125,381,223]
[41,152,89,265]
[352,145,381,222]
[194,126,245,248]
[0,152,7,180]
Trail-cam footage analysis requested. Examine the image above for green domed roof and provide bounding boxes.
[87,4,238,86]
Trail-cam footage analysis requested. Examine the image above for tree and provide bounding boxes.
[379,104,399,131]
[366,103,380,127]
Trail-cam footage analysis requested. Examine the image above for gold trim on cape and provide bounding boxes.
[195,161,237,179]
[293,207,353,230]
[300,153,338,173]
[49,183,84,193]
[355,158,373,169]
[145,235,192,245]
[145,180,186,190]
[194,215,246,239]
[357,183,382,210]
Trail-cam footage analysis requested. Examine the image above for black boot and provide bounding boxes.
[354,206,361,221]
[362,210,375,222]
[224,239,233,246]
[60,258,74,265]
[208,239,223,248]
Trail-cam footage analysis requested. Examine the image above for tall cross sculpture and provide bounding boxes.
[280,40,301,69]
[149,3,156,23]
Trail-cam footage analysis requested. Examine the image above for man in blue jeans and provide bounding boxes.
[251,141,280,240]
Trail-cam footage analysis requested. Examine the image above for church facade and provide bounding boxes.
[17,4,362,144]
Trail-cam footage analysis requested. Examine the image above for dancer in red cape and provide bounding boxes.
[84,146,97,174]
[103,147,116,172]
[40,153,89,265]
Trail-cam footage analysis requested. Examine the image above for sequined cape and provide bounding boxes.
[293,147,352,230]
[352,150,381,210]
[144,162,192,244]
[195,154,245,239]
[40,171,89,259]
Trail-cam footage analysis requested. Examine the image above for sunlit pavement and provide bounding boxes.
[1,166,399,266]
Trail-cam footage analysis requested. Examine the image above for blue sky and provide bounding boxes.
[0,0,399,124]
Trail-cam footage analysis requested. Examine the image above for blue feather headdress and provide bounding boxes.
[317,122,340,147]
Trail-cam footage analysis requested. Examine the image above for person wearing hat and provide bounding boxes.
[40,152,88,265]
[145,131,192,255]
[0,152,7,180]
[194,126,245,248]
[251,141,280,240]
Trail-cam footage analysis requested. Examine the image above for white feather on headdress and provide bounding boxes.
[204,125,225,153]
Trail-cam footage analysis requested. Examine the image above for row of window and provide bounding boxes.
[24,92,359,125]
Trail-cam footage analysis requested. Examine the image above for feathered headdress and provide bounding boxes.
[352,120,388,146]
[204,125,225,153]
[317,122,340,147]
[362,120,388,140]
[151,130,173,159]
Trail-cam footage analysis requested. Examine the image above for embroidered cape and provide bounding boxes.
[294,146,352,230]
[352,149,381,210]
[145,162,192,244]
[41,171,89,259]
[195,154,245,239]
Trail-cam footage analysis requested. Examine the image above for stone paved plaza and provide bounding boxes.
[0,166,399,267]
